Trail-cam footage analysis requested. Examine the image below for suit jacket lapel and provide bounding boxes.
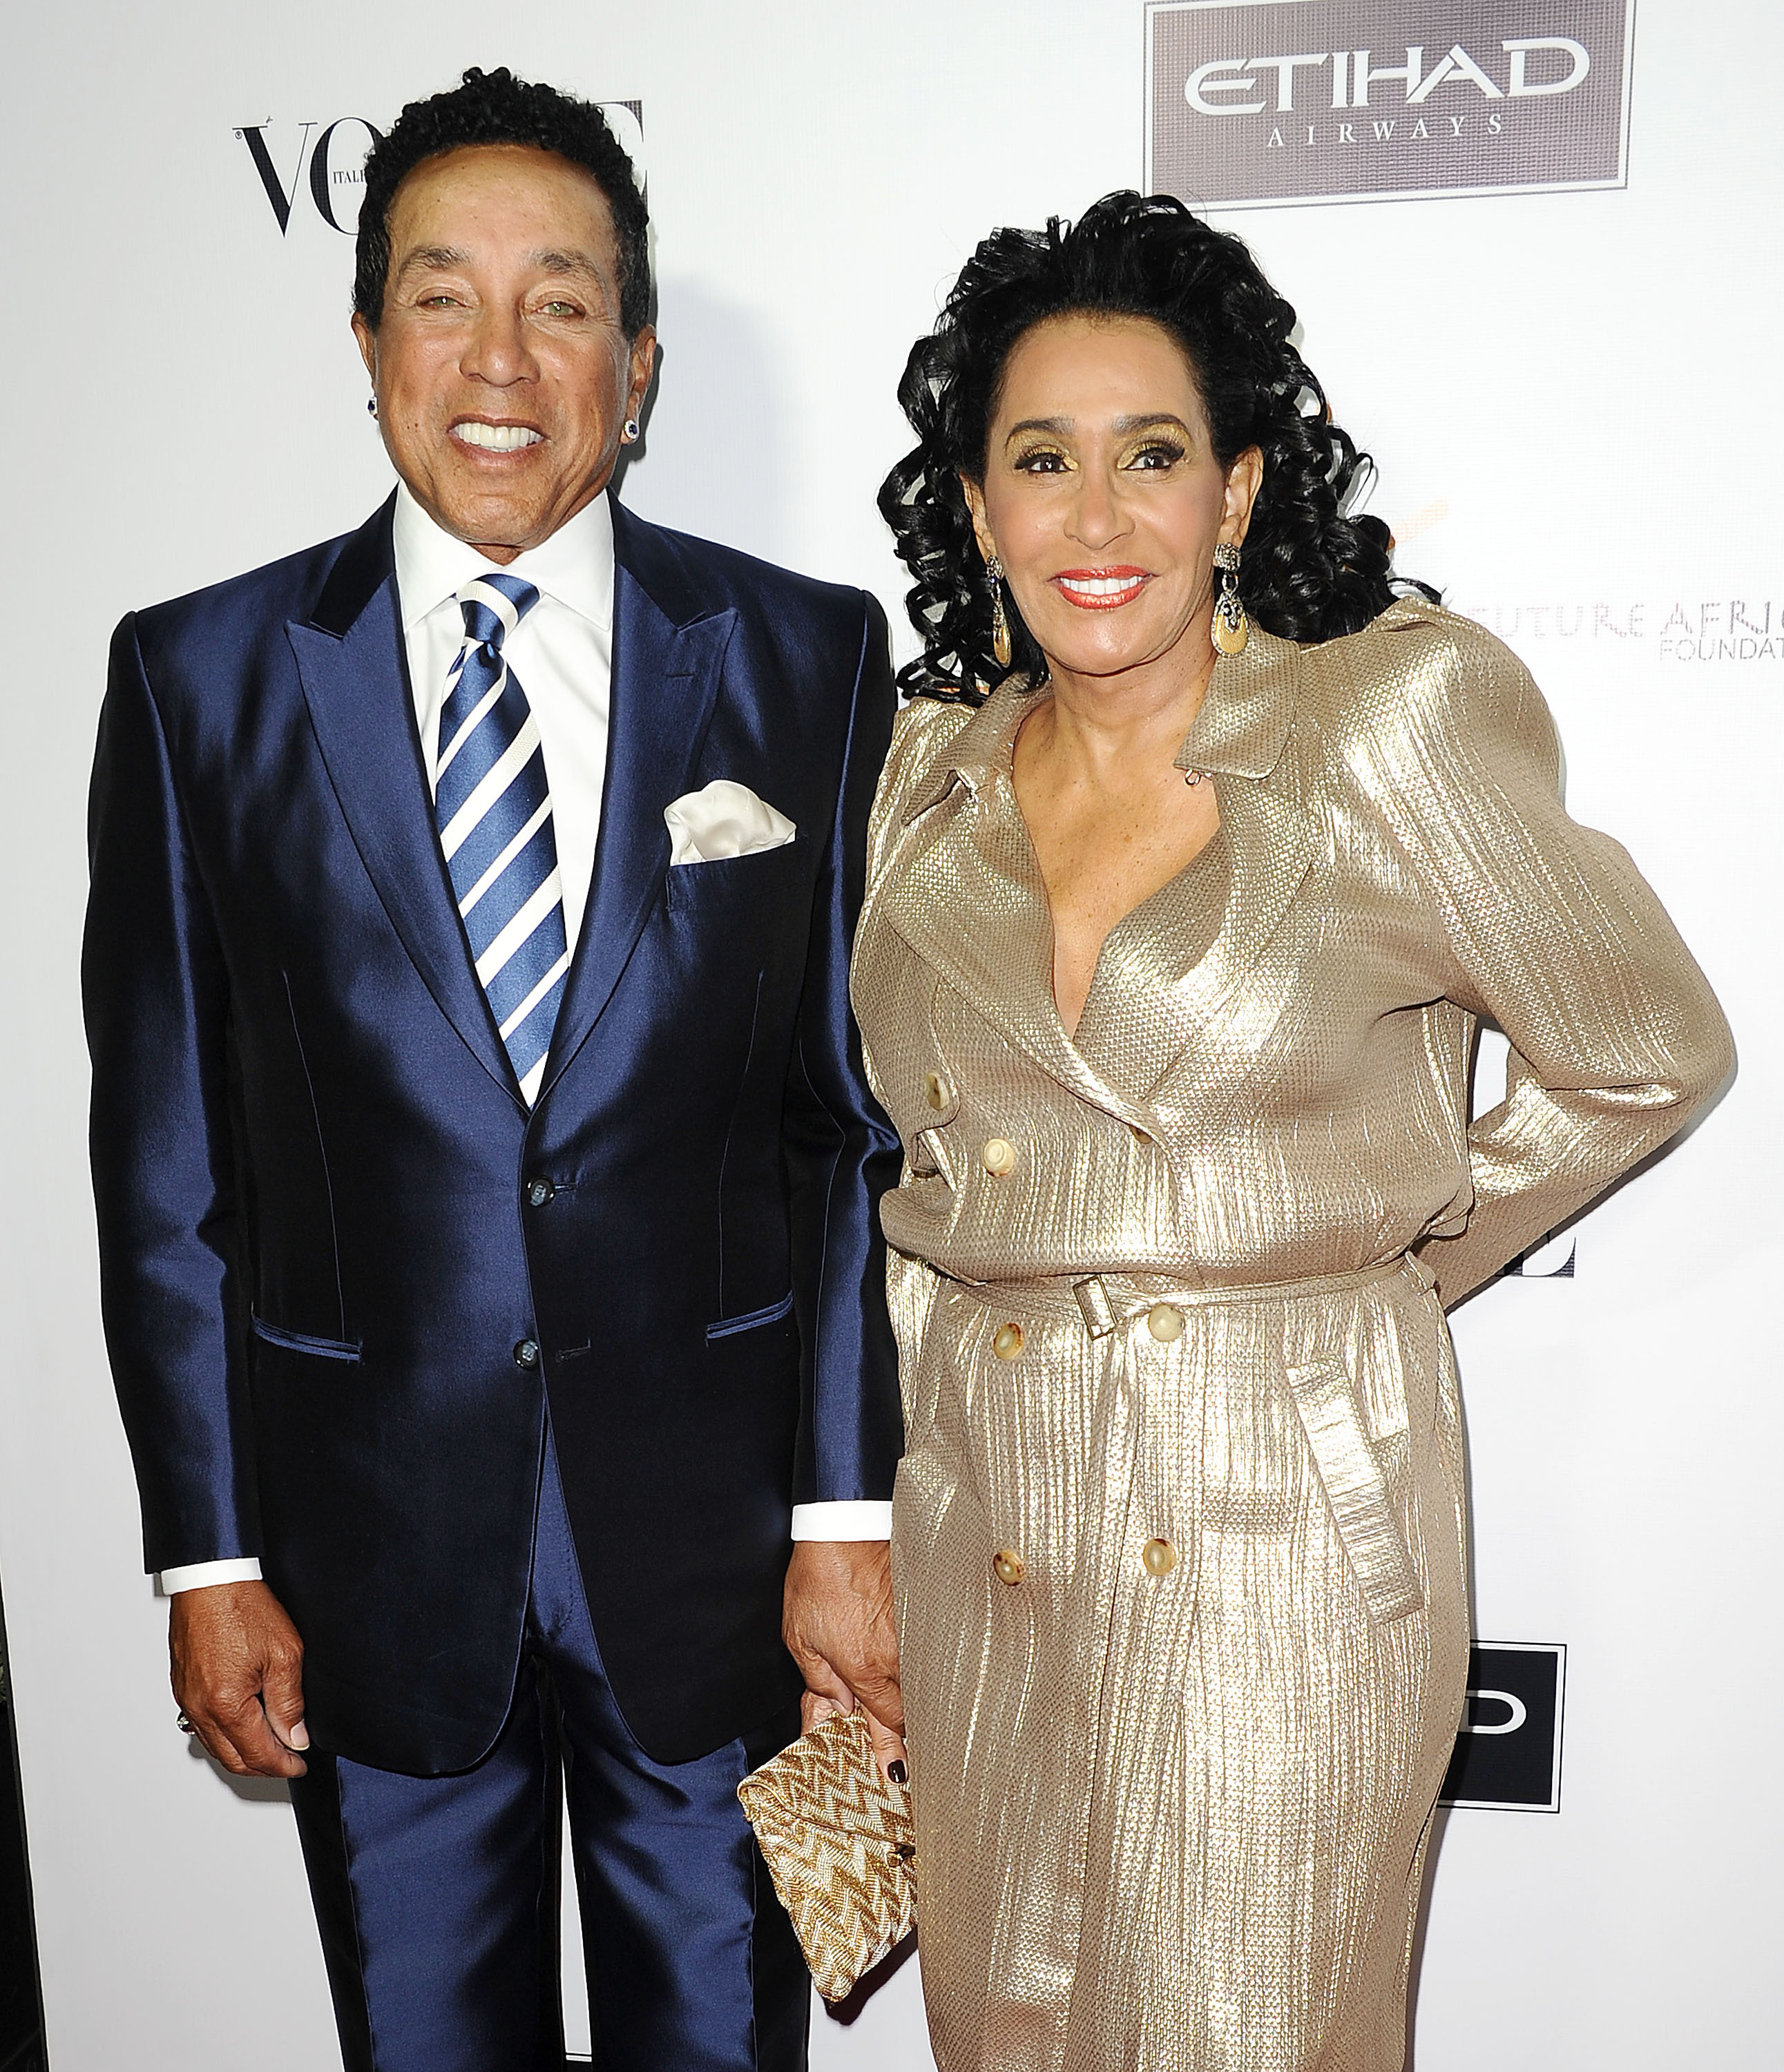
[285,497,521,1104]
[535,502,734,1100]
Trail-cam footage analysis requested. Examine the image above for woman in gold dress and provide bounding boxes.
[850,193,1732,2071]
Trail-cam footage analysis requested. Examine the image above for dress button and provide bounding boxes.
[980,1138,1017,1176]
[992,1548,1026,1586]
[513,1339,541,1370]
[525,1177,555,1208]
[992,1322,1024,1361]
[1142,1537,1178,1577]
[923,1071,953,1112]
[1146,1303,1185,1343]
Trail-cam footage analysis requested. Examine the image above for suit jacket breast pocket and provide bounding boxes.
[664,832,807,916]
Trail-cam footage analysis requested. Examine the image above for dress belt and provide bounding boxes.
[936,1253,1438,1626]
[939,1251,1437,1338]
[1071,1253,1435,1339]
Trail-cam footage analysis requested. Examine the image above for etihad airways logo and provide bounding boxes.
[1147,1,1633,210]
[1184,37,1591,119]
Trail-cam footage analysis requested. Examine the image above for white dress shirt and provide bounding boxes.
[160,487,886,1593]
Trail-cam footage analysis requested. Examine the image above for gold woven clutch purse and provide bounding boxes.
[736,1711,917,2001]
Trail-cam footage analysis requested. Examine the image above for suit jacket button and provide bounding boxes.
[513,1339,541,1370]
[992,1548,1025,1586]
[923,1071,954,1112]
[980,1138,1017,1176]
[526,1177,555,1208]
[1142,1537,1178,1577]
[1146,1303,1185,1342]
[992,1322,1024,1361]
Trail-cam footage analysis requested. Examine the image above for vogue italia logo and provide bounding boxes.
[1146,0,1634,210]
[233,102,646,238]
[235,118,383,235]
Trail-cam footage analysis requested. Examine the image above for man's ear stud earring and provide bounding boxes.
[367,398,378,420]
[622,418,641,443]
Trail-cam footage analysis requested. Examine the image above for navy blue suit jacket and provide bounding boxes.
[84,494,904,1769]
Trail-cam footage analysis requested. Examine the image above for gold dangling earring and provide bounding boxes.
[1211,541,1249,656]
[987,555,1013,669]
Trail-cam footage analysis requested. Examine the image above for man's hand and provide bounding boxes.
[169,1580,309,1779]
[783,1540,905,1780]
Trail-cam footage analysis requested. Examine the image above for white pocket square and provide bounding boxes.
[664,780,796,866]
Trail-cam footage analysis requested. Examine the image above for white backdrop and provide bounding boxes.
[1,3,1778,2066]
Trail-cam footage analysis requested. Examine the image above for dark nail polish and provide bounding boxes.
[888,1760,908,1786]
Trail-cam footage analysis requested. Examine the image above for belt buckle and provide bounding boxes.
[1073,1276,1118,1339]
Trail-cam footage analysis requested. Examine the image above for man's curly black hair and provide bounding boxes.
[878,190,1434,703]
[354,67,651,336]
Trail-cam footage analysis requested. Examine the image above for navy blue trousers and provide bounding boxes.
[289,1431,808,2072]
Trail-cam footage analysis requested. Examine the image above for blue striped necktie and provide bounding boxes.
[433,573,568,1105]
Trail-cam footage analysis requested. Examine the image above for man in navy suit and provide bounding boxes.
[84,68,903,2072]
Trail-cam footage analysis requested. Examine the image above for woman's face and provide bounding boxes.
[963,313,1261,689]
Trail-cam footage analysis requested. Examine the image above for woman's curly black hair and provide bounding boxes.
[878,190,1433,703]
[354,68,651,338]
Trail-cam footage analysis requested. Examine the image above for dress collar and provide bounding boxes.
[901,624,1302,824]
[1173,624,1301,780]
[931,678,1033,794]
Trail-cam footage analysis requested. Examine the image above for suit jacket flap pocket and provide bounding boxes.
[250,1314,362,1363]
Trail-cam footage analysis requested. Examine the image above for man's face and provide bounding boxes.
[354,143,655,563]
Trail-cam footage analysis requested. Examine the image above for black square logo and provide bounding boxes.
[1440,1642,1566,1812]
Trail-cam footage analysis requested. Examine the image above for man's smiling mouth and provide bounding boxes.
[451,421,545,452]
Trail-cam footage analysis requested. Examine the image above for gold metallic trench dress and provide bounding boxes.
[847,602,1732,2072]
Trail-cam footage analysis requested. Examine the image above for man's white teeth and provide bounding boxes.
[454,423,544,451]
[1059,575,1143,597]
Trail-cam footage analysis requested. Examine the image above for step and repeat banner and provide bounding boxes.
[0,1,1776,2066]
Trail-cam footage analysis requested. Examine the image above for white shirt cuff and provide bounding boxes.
[789,1501,892,1542]
[158,1557,264,1595]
